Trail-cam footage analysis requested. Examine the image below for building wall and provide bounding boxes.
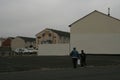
[0,41,2,47]
[70,11,120,54]
[25,41,36,48]
[71,12,120,34]
[36,29,59,45]
[11,37,36,50]
[0,38,5,47]
[36,29,69,48]
[11,37,25,50]
[2,38,11,47]
[38,44,70,56]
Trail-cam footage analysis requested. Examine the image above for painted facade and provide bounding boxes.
[36,28,70,48]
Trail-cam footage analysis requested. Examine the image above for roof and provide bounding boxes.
[17,36,35,42]
[36,28,70,38]
[8,37,15,39]
[69,10,120,27]
[48,28,70,37]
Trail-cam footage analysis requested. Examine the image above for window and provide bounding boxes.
[37,36,41,39]
[42,33,45,37]
[49,33,51,37]
[47,40,52,44]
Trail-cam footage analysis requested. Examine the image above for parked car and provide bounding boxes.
[14,48,37,53]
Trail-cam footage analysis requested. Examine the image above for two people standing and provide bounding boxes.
[70,48,86,68]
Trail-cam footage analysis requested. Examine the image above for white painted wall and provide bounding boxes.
[70,11,120,54]
[11,38,25,50]
[71,34,120,54]
[38,44,70,56]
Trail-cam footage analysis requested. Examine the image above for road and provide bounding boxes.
[0,65,120,80]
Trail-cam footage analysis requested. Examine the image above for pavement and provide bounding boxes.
[0,65,120,80]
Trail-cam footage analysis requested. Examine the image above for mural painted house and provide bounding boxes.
[36,28,70,48]
[36,28,70,55]
[69,10,120,54]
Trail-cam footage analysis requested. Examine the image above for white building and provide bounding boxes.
[69,10,120,54]
[11,36,36,51]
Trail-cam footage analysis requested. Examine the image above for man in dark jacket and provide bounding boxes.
[70,48,79,68]
[80,50,86,67]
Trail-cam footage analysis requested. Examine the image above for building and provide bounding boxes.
[0,37,13,56]
[0,38,5,47]
[2,37,14,47]
[69,10,120,54]
[36,28,70,48]
[11,36,36,51]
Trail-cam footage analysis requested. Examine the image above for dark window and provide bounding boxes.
[47,40,52,44]
[42,33,45,37]
[49,33,51,37]
[37,36,41,39]
[29,45,33,48]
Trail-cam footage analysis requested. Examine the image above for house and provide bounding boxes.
[0,38,5,47]
[36,28,70,48]
[69,10,120,54]
[2,37,14,47]
[0,37,14,56]
[11,36,36,51]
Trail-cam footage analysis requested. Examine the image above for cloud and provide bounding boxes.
[0,0,120,37]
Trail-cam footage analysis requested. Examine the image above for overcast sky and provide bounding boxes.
[0,0,120,38]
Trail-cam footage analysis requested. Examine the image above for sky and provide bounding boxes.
[0,0,120,38]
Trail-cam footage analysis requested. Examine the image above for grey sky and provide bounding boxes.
[0,0,120,37]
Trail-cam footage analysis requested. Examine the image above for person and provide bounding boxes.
[70,47,80,68]
[80,50,86,67]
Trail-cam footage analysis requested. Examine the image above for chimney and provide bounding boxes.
[108,8,110,16]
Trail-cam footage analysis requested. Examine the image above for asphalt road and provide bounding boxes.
[0,65,120,80]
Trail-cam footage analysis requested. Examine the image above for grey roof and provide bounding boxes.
[48,29,70,38]
[69,10,120,27]
[17,36,35,42]
[8,37,15,39]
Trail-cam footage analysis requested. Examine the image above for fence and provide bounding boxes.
[38,44,70,56]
